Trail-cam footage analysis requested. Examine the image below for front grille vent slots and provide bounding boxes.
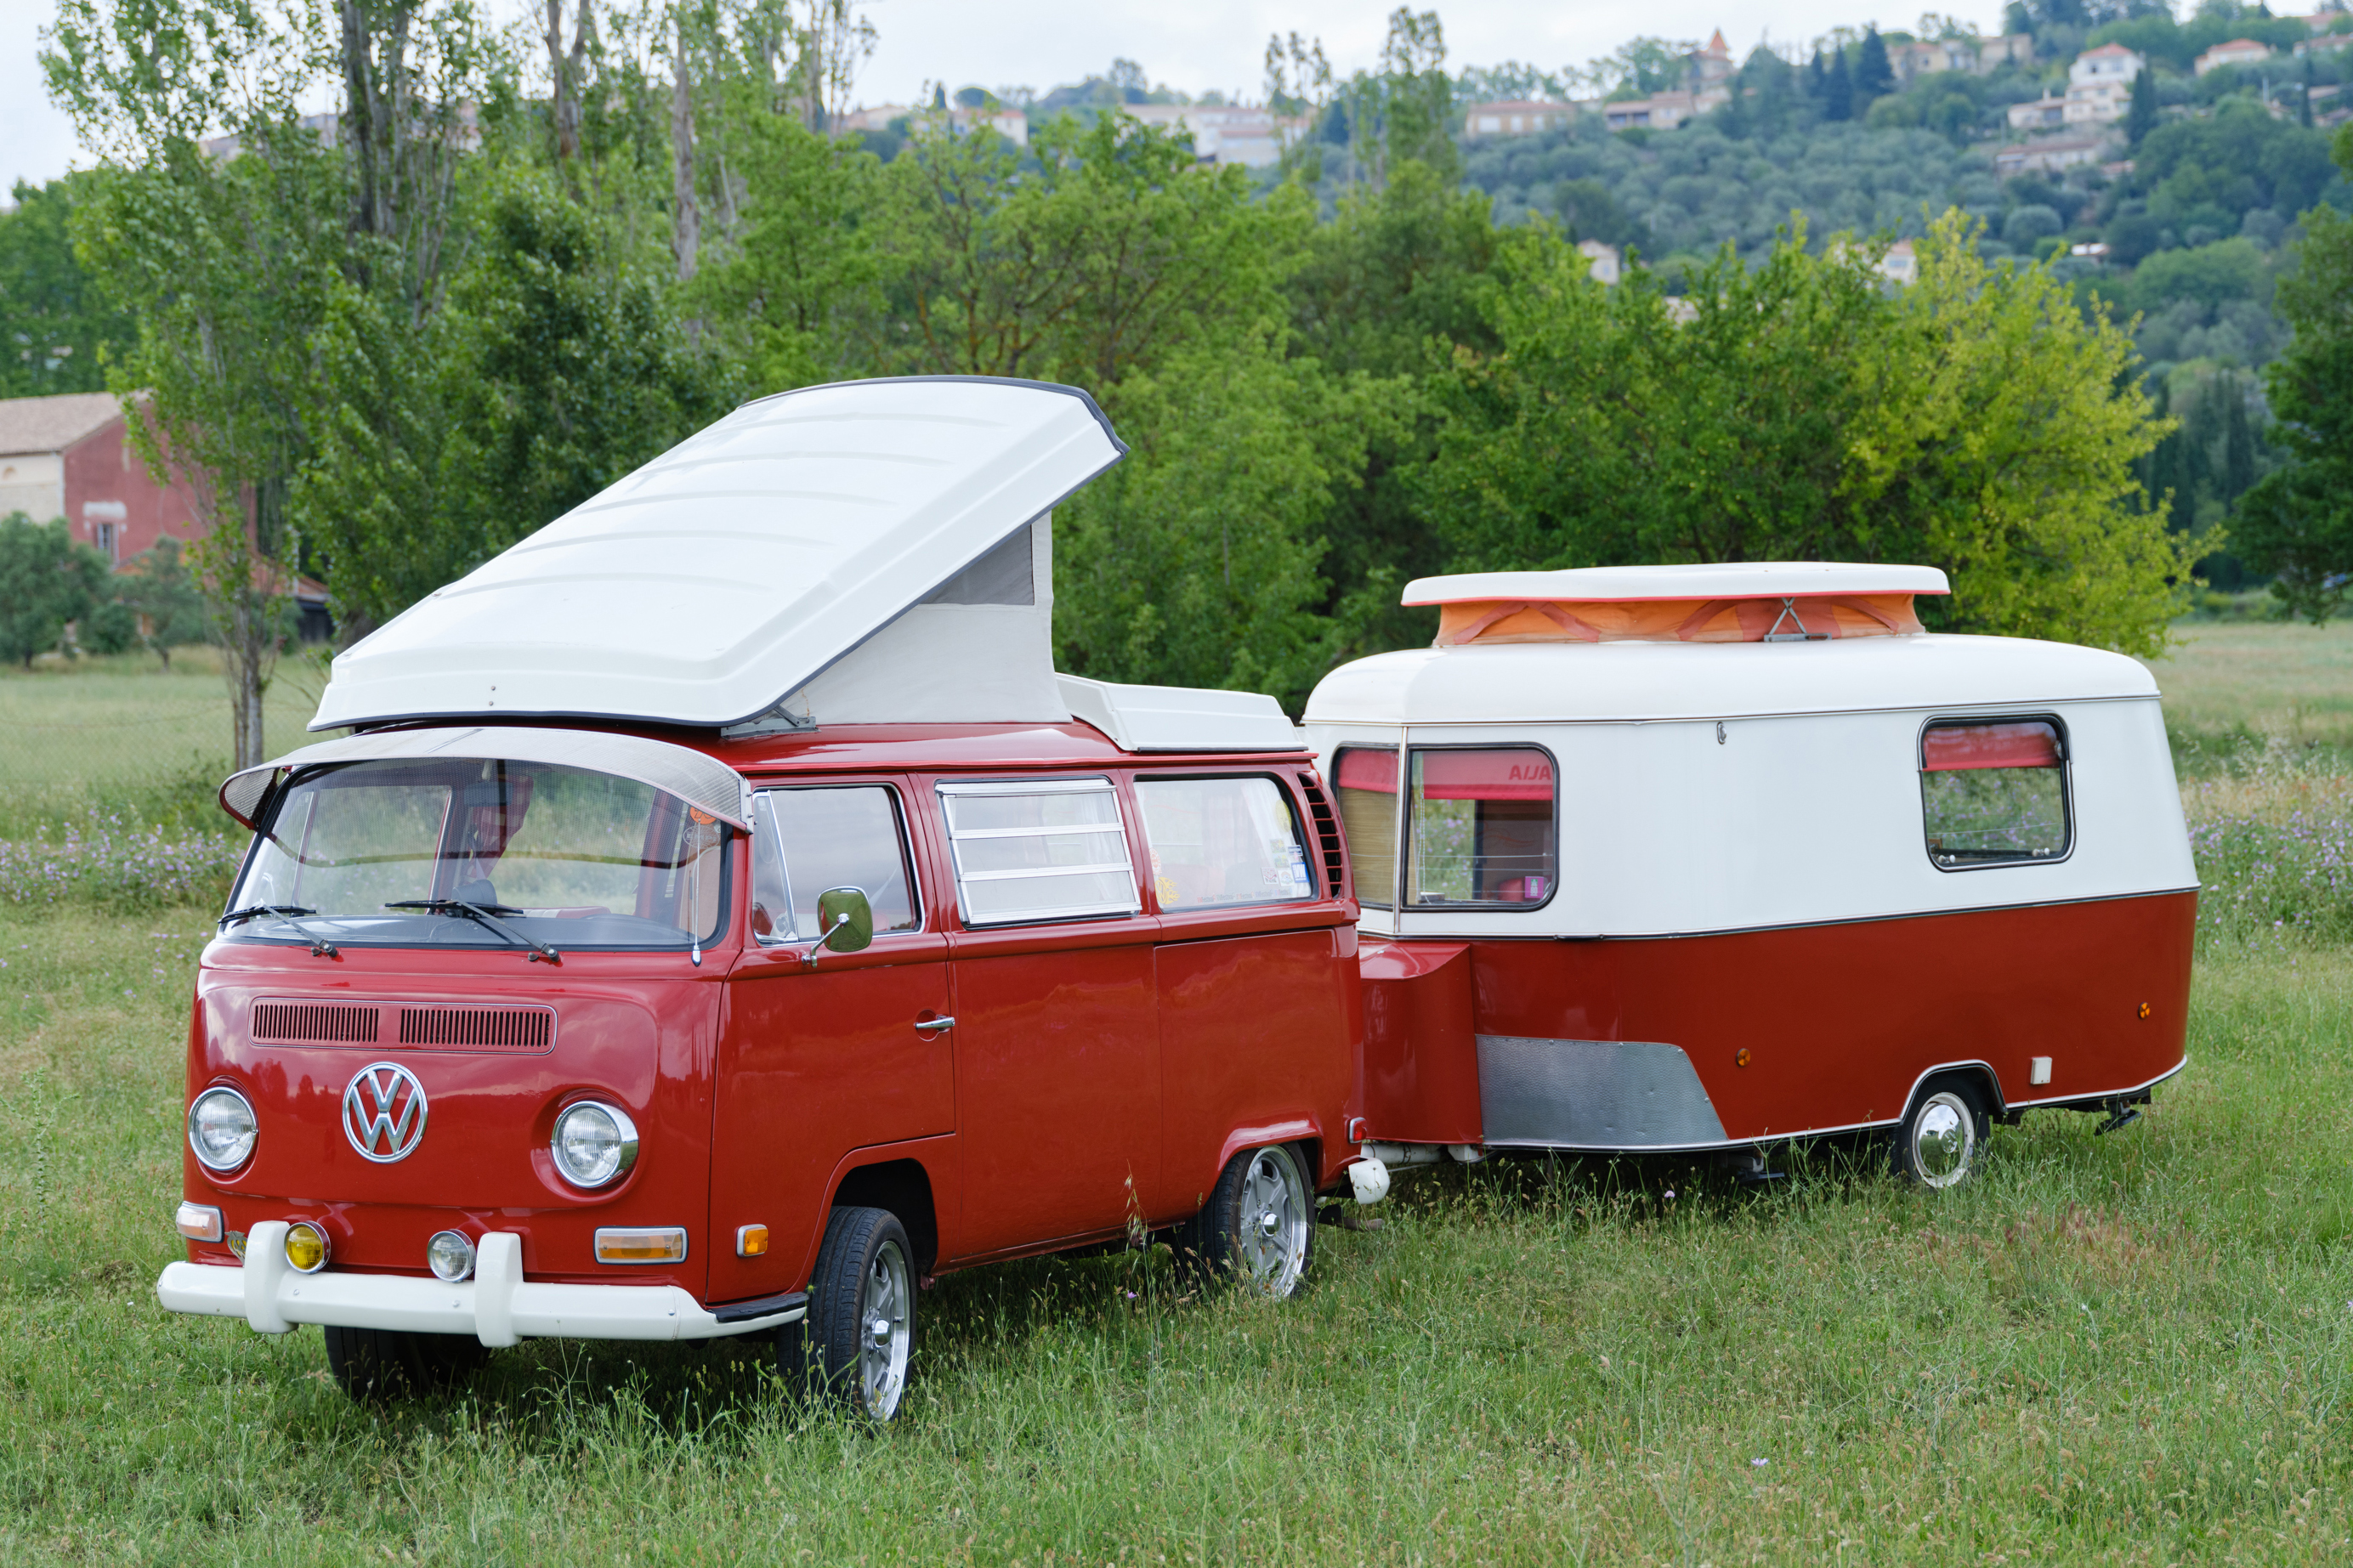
[1298,772,1349,902]
[252,1002,380,1044]
[398,1005,555,1053]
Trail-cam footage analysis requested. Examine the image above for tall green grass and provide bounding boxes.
[2,903,2350,1563]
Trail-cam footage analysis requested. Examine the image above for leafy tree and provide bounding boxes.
[116,536,211,666]
[1554,178,1647,251]
[0,177,134,397]
[1417,212,2188,654]
[2237,127,2353,620]
[0,514,109,666]
[294,170,734,634]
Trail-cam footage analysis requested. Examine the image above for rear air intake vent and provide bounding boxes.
[1298,772,1349,902]
[252,1001,381,1044]
[397,1005,555,1053]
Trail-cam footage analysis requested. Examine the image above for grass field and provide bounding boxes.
[2141,620,2353,759]
[1,623,2349,1562]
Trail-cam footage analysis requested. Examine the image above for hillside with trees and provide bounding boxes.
[3,0,2349,729]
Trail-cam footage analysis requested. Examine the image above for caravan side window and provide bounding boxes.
[1405,747,1558,908]
[1919,718,2070,869]
[1334,748,1399,910]
[750,787,921,943]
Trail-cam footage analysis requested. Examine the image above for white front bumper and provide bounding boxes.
[156,1223,802,1347]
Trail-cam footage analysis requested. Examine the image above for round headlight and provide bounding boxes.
[427,1229,477,1282]
[284,1220,330,1274]
[187,1086,258,1172]
[552,1101,639,1189]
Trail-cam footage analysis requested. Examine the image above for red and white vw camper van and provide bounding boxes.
[157,380,1368,1418]
[1307,564,2197,1189]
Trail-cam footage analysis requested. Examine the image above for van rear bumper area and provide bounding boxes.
[156,1223,803,1347]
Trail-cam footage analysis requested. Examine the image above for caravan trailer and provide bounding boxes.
[156,379,1372,1420]
[1305,564,2197,1187]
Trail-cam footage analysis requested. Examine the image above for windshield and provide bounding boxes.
[227,759,730,951]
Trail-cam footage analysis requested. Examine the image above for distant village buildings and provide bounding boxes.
[833,99,1301,166]
[2193,38,2273,76]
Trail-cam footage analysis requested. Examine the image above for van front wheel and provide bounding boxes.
[321,1324,488,1400]
[1182,1143,1314,1299]
[795,1204,915,1421]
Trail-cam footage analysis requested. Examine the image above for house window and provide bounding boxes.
[1405,747,1557,908]
[1334,748,1399,910]
[94,522,120,561]
[938,777,1140,926]
[1135,775,1313,911]
[749,786,921,944]
[1919,719,2070,869]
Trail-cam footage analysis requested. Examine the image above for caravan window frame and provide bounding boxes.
[1916,713,2075,873]
[1402,742,1562,914]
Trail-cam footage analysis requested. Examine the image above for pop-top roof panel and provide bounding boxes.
[309,378,1126,732]
[1403,562,1951,605]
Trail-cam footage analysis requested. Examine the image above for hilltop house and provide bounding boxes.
[1578,241,1622,285]
[1464,100,1575,139]
[1120,103,1301,166]
[2194,38,2273,75]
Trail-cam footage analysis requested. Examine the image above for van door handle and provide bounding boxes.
[914,1014,955,1033]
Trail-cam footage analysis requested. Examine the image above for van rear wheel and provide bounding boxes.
[791,1204,915,1421]
[321,1324,488,1401]
[1180,1143,1314,1299]
[1894,1078,1990,1191]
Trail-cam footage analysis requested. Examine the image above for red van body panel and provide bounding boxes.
[181,722,1364,1315]
[184,942,725,1295]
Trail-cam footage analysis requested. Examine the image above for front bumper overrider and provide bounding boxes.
[156,1222,803,1346]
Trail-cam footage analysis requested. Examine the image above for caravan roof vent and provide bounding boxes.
[1403,563,1951,648]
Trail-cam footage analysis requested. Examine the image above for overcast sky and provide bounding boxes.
[3,0,2010,194]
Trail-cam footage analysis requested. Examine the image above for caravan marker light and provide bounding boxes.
[174,1202,224,1243]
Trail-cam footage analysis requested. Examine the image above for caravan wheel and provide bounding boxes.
[1894,1079,1989,1191]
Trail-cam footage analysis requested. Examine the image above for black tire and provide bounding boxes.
[1892,1076,1991,1191]
[1176,1143,1315,1299]
[789,1205,915,1421]
[321,1325,489,1401]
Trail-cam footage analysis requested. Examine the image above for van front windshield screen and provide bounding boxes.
[225,760,729,950]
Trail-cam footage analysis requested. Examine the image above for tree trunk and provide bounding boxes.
[547,0,591,164]
[672,16,699,282]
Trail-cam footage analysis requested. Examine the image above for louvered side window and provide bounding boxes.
[938,778,1141,927]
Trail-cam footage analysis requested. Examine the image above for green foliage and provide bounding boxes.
[0,177,134,397]
[2237,128,2353,620]
[114,536,211,665]
[2126,235,2270,314]
[0,513,110,666]
[293,169,736,632]
[1419,213,2191,655]
[2086,4,2328,75]
[2125,64,2158,148]
[2129,99,2340,241]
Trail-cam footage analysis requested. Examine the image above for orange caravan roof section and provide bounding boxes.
[1403,563,1952,648]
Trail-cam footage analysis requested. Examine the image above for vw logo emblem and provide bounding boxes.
[342,1061,428,1163]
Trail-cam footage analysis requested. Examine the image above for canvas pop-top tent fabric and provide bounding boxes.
[309,378,1127,733]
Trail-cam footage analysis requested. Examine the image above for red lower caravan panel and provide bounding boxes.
[1358,941,1479,1144]
[1374,891,2197,1151]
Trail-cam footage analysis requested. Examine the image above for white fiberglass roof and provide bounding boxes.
[1305,634,2157,727]
[310,378,1126,732]
[1403,562,1951,604]
[1057,676,1306,753]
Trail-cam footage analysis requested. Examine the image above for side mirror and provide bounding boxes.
[805,886,874,967]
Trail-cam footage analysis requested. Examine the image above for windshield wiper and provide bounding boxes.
[384,899,561,965]
[218,904,339,958]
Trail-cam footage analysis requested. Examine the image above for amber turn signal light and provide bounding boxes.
[594,1226,689,1265]
[1735,1048,1753,1068]
[736,1224,769,1258]
[2139,1002,2151,1019]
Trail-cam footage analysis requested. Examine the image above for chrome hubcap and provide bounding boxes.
[1234,1148,1308,1298]
[1910,1092,1976,1190]
[857,1239,911,1419]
